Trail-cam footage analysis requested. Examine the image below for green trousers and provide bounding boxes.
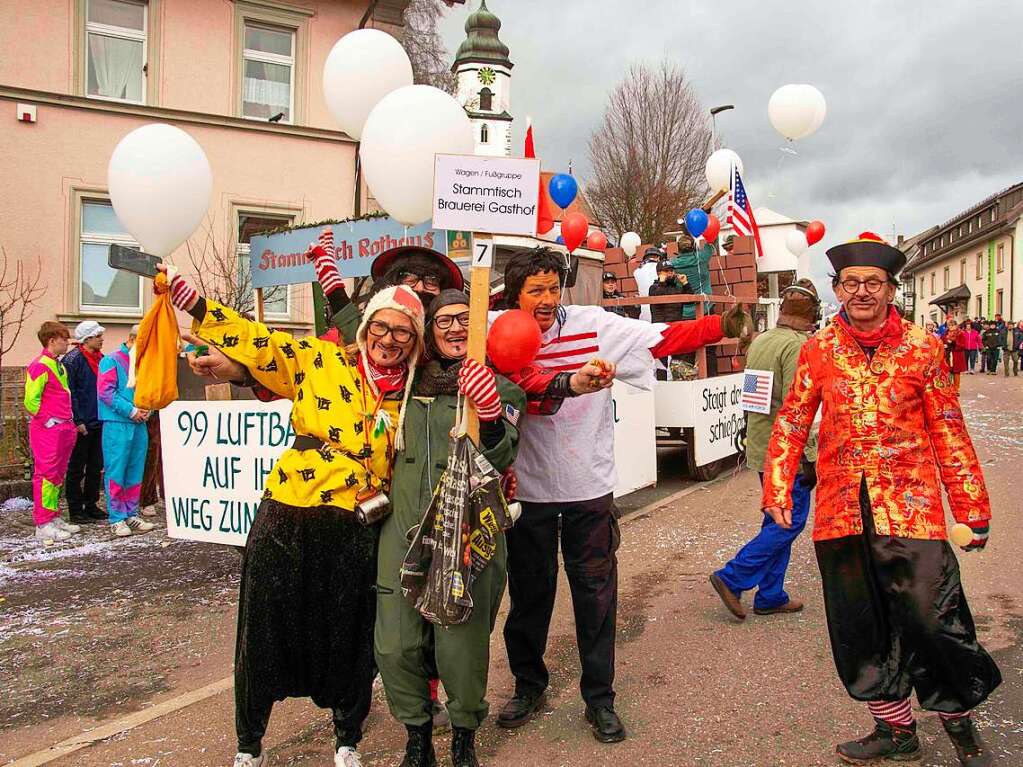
[374,512,507,730]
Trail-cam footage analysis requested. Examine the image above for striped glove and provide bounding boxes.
[306,228,343,296]
[169,271,198,312]
[458,358,502,421]
[964,522,990,551]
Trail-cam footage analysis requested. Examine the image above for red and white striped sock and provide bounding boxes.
[939,711,971,722]
[868,699,915,728]
[307,229,343,296]
[169,274,198,312]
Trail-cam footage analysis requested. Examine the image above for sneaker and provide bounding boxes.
[232,754,264,767]
[836,719,921,764]
[125,516,156,533]
[140,505,157,517]
[35,522,72,543]
[53,517,81,534]
[943,716,993,767]
[111,520,133,537]
[335,746,364,767]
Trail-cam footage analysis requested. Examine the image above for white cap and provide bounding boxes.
[74,320,105,342]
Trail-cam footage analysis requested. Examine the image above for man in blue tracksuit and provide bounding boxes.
[710,281,820,619]
[97,325,155,537]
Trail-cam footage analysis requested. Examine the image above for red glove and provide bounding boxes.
[458,358,502,421]
[169,272,198,312]
[306,228,343,296]
[501,467,518,500]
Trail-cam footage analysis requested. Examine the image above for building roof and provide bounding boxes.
[541,171,597,223]
[929,284,971,306]
[452,0,512,70]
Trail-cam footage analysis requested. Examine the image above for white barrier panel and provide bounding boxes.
[612,380,658,497]
[161,399,294,546]
[691,373,745,466]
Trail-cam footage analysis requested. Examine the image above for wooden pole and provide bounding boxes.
[254,287,265,324]
[465,234,494,443]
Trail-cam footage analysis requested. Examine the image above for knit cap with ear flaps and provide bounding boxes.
[355,285,425,451]
[778,278,820,330]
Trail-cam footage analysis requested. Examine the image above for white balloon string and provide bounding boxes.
[767,143,799,200]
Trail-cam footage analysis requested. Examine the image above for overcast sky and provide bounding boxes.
[439,1,1023,298]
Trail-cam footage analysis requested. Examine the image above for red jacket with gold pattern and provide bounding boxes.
[761,317,990,542]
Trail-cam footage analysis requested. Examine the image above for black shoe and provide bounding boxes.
[84,506,107,521]
[943,716,993,766]
[496,690,545,729]
[451,726,480,767]
[836,719,921,764]
[400,722,436,767]
[584,706,626,743]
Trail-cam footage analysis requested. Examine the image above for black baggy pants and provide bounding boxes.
[65,426,102,516]
[503,493,621,709]
[814,479,1001,713]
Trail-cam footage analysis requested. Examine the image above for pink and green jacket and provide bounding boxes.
[24,351,73,422]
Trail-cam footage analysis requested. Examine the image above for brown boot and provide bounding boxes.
[709,573,746,620]
[753,599,804,616]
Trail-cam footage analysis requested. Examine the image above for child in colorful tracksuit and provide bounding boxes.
[24,323,79,539]
[97,338,152,533]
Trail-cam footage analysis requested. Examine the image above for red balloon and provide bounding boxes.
[703,214,721,242]
[487,310,542,373]
[586,230,608,251]
[806,220,826,245]
[560,211,589,253]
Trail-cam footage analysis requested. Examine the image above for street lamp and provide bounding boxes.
[710,104,734,145]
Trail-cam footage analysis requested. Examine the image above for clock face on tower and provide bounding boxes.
[477,67,496,85]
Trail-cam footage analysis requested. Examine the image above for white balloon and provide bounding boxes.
[108,124,212,257]
[768,84,827,141]
[360,85,473,226]
[322,29,413,140]
[705,149,744,193]
[785,228,810,256]
[620,231,641,257]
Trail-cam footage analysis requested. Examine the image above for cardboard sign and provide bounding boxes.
[249,217,447,289]
[690,373,745,466]
[161,400,294,546]
[612,380,657,496]
[432,154,541,236]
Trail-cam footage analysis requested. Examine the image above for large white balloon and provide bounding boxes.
[322,29,413,140]
[768,84,827,141]
[620,231,641,257]
[108,124,213,257]
[785,228,810,257]
[705,149,744,193]
[360,85,473,226]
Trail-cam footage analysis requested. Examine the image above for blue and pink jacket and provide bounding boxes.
[97,345,137,422]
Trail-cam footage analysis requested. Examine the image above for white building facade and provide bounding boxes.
[452,0,513,157]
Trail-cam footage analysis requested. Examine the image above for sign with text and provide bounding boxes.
[161,400,294,546]
[432,154,540,236]
[690,373,745,466]
[612,380,657,496]
[249,217,447,289]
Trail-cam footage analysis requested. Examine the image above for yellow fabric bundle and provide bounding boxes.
[134,272,180,410]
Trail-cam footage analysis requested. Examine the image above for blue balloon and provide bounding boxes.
[685,208,709,238]
[548,173,578,209]
[555,235,565,244]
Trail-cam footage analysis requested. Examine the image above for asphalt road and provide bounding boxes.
[1,373,1019,767]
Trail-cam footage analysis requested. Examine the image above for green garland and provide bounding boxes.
[252,211,390,238]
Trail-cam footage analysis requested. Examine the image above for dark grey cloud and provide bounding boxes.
[440,1,1023,296]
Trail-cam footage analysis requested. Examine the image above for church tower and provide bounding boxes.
[452,0,513,157]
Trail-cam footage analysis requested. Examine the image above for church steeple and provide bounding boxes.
[453,0,514,157]
[452,0,513,71]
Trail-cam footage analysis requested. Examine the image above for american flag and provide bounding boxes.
[741,369,773,414]
[729,167,765,259]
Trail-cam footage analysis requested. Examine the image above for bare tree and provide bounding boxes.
[587,61,713,245]
[402,0,457,94]
[0,249,46,367]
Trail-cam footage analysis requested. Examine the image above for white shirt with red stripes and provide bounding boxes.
[491,306,666,503]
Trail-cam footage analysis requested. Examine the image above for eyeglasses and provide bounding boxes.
[397,271,441,291]
[433,312,470,330]
[839,278,887,295]
[367,320,414,344]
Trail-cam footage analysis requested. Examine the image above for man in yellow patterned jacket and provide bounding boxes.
[762,233,1000,767]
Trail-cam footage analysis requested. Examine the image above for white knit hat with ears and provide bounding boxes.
[356,285,425,451]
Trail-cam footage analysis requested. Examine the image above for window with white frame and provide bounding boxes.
[943,266,950,290]
[242,23,294,122]
[237,213,293,318]
[80,200,143,314]
[86,0,147,103]
[960,259,966,285]
[997,243,1005,273]
[997,289,1004,316]
[976,253,983,279]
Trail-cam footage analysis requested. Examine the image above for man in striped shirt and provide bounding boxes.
[495,247,752,743]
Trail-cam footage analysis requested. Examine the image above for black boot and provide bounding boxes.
[943,716,993,766]
[584,706,626,743]
[496,689,545,729]
[836,719,921,764]
[400,722,436,767]
[451,726,480,767]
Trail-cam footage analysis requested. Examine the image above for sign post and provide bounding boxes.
[432,154,541,443]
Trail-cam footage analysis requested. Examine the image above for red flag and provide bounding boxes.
[525,118,555,235]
